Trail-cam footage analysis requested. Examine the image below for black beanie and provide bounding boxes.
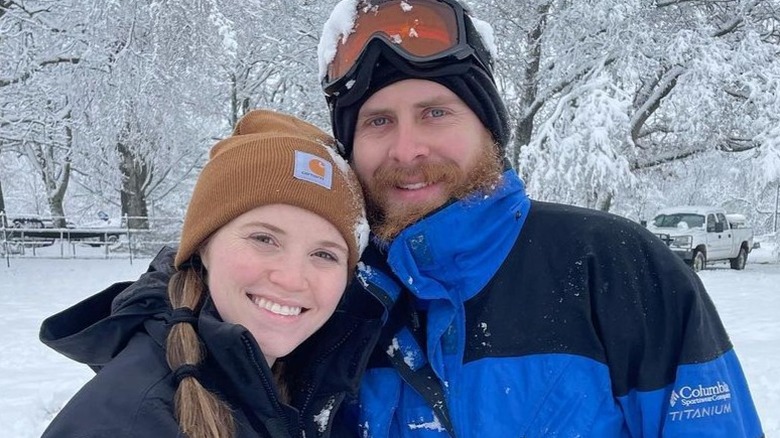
[325,14,510,159]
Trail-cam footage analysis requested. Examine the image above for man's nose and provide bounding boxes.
[387,120,429,163]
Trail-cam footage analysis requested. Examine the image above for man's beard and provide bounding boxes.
[362,143,504,242]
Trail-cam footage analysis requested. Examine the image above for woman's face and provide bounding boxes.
[200,204,349,366]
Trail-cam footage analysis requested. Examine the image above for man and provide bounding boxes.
[318,0,763,436]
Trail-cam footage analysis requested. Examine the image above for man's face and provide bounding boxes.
[352,79,502,240]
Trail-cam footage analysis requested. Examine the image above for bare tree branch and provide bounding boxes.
[630,65,685,146]
[631,146,707,170]
[0,57,81,88]
[718,136,759,152]
[655,0,701,7]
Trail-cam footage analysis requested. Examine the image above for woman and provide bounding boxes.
[39,110,382,437]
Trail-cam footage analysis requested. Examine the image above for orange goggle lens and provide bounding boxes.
[327,0,460,83]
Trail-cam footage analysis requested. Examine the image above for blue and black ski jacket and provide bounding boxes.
[351,170,763,437]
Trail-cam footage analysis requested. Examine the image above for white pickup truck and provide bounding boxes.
[647,206,753,271]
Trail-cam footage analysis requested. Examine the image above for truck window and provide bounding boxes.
[716,213,729,229]
[706,214,717,232]
[653,214,704,229]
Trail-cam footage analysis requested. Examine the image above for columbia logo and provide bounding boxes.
[670,390,680,407]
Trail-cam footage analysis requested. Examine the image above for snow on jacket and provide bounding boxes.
[351,169,764,437]
[39,247,385,438]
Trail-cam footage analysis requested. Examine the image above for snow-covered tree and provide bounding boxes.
[477,0,780,219]
[0,0,83,226]
[2,0,778,237]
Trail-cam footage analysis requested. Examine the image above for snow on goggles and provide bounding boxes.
[323,0,479,92]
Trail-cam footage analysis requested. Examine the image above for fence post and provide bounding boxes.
[1,212,9,268]
[774,183,779,234]
[125,214,133,265]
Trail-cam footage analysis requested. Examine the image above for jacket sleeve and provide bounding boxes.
[613,279,764,436]
[42,397,182,438]
[591,224,764,437]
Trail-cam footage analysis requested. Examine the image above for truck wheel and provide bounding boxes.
[729,247,747,270]
[691,251,706,272]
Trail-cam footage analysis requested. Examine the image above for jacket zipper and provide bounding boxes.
[298,322,360,436]
[240,336,296,435]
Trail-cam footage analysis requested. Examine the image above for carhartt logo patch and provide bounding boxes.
[294,150,332,189]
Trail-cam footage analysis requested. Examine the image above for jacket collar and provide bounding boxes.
[383,170,531,302]
[195,299,302,435]
[39,246,176,368]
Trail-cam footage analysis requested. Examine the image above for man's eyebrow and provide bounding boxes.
[359,95,462,117]
[357,107,391,119]
[413,96,461,108]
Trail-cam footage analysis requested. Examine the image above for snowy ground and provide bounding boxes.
[1,243,778,436]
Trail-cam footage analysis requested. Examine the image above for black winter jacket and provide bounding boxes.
[39,247,384,438]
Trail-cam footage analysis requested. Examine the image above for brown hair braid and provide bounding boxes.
[166,268,235,438]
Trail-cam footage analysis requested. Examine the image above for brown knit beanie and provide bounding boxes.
[175,109,369,270]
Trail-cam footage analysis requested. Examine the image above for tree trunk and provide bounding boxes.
[775,182,779,234]
[229,73,239,129]
[0,177,6,228]
[511,2,550,167]
[117,134,150,230]
[47,120,73,228]
[29,140,70,228]
[47,160,70,228]
[597,192,613,212]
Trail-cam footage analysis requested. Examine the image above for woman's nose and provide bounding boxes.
[267,257,308,292]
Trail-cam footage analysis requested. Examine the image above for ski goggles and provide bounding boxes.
[322,0,487,94]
